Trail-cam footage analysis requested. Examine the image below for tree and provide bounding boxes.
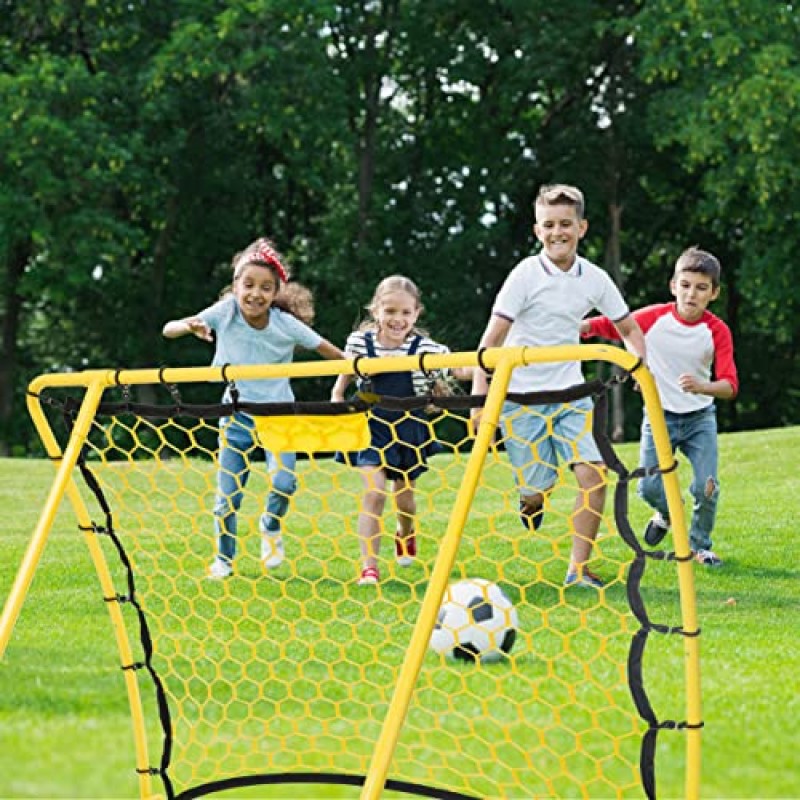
[2,0,795,453]
[631,0,800,427]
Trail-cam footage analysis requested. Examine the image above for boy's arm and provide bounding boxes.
[469,315,512,434]
[677,374,735,400]
[583,305,665,343]
[581,314,621,341]
[613,314,647,363]
[162,316,213,342]
[681,318,738,400]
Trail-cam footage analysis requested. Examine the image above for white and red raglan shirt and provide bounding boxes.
[584,303,739,414]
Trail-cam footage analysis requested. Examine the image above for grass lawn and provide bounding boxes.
[0,424,798,799]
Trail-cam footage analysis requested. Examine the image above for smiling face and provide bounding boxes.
[533,202,588,270]
[671,269,719,322]
[373,289,421,347]
[232,263,279,328]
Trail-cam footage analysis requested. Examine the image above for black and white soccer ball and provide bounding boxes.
[429,578,518,664]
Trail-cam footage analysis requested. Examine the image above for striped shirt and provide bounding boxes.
[344,330,451,396]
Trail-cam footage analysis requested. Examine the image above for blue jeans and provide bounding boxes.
[638,406,719,551]
[213,413,297,562]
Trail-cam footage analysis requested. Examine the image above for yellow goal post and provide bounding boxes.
[0,345,701,800]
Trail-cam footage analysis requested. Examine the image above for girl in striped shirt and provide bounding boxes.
[331,276,470,585]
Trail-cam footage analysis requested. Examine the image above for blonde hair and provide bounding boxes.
[359,275,427,335]
[230,236,315,325]
[535,184,585,220]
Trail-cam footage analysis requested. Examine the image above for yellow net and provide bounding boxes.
[2,348,702,800]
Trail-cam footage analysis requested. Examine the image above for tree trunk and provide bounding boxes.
[0,236,31,455]
[604,197,626,442]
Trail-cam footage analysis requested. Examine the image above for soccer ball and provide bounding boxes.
[429,578,518,664]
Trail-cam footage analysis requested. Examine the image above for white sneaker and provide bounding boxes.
[261,535,285,569]
[695,548,723,567]
[208,558,233,580]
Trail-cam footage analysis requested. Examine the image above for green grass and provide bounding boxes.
[1,425,799,799]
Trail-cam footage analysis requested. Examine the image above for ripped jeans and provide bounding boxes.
[213,413,297,562]
[638,405,720,552]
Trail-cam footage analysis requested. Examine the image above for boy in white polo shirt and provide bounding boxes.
[582,246,738,566]
[472,184,646,588]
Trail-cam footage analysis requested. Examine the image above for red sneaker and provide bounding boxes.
[395,530,417,566]
[358,566,380,585]
[564,567,605,589]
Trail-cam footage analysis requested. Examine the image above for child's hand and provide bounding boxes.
[469,408,483,437]
[186,317,213,342]
[678,373,705,394]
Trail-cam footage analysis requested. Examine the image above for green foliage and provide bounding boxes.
[1,0,799,453]
[628,0,800,428]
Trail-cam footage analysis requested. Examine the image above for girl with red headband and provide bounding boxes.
[163,237,344,579]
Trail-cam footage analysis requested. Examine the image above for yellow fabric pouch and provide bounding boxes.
[253,413,370,453]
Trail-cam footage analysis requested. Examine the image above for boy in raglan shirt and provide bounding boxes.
[582,246,738,566]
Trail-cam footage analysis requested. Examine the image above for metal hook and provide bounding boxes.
[477,347,494,375]
[418,351,436,380]
[352,355,370,383]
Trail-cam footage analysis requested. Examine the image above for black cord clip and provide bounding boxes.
[158,367,183,407]
[221,363,240,408]
[352,355,376,396]
[477,347,494,376]
[418,351,436,380]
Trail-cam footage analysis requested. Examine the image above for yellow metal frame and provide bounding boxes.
[0,346,701,800]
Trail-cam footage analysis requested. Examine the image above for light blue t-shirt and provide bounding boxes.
[199,296,322,403]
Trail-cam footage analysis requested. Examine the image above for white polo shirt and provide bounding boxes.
[493,253,630,392]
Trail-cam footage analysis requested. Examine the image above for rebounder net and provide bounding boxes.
[5,348,702,800]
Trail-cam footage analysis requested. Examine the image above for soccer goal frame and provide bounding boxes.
[0,345,702,800]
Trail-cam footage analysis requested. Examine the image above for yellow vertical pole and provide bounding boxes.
[1,377,156,800]
[0,380,105,657]
[636,371,702,800]
[360,352,519,800]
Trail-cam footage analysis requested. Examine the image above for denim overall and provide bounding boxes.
[339,332,440,481]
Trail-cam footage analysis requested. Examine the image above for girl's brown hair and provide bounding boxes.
[230,237,315,325]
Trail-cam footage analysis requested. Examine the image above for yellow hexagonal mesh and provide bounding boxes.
[8,350,701,800]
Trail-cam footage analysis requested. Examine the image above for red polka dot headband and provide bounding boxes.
[236,242,288,283]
